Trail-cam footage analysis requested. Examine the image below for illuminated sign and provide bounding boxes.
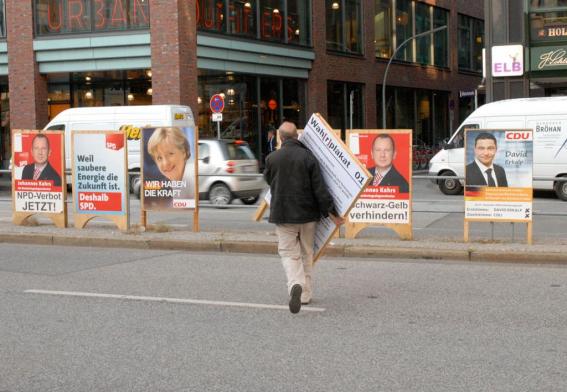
[491,45,524,77]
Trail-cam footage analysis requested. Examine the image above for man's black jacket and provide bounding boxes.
[264,139,335,224]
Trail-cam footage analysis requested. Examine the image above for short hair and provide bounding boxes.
[474,132,497,148]
[147,127,190,160]
[278,121,298,142]
[372,134,395,152]
[32,133,50,150]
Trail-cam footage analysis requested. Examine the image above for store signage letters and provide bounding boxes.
[45,0,149,32]
[537,49,567,70]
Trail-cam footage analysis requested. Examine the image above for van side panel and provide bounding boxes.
[527,116,567,190]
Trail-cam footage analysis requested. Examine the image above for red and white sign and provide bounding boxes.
[210,94,225,113]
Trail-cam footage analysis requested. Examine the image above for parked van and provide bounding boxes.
[428,97,567,200]
[43,105,195,194]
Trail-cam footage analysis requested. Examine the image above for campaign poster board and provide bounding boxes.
[464,129,533,243]
[299,114,372,261]
[11,130,67,228]
[345,130,413,240]
[141,126,199,231]
[72,131,129,231]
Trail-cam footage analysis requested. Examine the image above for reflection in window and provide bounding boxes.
[35,0,150,35]
[375,0,392,58]
[326,0,362,54]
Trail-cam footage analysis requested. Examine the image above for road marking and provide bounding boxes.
[24,289,326,313]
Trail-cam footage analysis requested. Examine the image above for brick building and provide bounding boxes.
[0,0,483,167]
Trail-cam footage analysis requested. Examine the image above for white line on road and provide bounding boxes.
[24,289,326,312]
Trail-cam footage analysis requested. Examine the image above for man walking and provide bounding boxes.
[264,121,344,314]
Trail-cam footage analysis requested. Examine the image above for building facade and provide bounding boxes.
[484,0,567,101]
[0,0,483,167]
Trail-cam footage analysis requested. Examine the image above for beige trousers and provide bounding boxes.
[275,222,316,301]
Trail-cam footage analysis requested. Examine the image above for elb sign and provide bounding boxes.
[492,45,524,77]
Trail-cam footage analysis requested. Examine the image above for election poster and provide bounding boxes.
[299,114,372,260]
[464,129,533,222]
[72,131,129,230]
[347,130,412,226]
[141,126,198,211]
[12,130,66,227]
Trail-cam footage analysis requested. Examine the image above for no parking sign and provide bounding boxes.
[210,94,225,113]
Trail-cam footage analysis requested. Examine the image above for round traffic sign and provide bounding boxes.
[210,94,225,113]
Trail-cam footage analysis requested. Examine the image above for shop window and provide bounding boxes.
[228,0,256,38]
[458,14,484,73]
[287,0,310,46]
[326,0,362,54]
[34,0,150,35]
[197,0,227,34]
[395,0,412,61]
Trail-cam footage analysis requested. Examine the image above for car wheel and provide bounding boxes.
[130,173,141,199]
[438,171,463,195]
[240,195,260,205]
[209,183,233,207]
[554,177,567,201]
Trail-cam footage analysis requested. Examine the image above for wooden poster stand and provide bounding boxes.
[12,130,68,228]
[462,128,533,245]
[344,130,413,241]
[72,131,130,231]
[140,127,200,232]
[464,220,533,245]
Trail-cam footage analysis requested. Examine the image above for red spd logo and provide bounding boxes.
[105,133,125,151]
[505,131,532,141]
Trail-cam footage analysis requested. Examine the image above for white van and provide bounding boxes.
[43,105,195,193]
[428,97,567,200]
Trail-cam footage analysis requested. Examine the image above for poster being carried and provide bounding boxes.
[12,130,66,226]
[299,114,372,260]
[72,131,129,230]
[464,129,533,222]
[347,130,412,225]
[141,126,198,211]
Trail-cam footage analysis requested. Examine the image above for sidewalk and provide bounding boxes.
[2,218,567,264]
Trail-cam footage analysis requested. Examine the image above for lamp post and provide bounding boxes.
[381,25,448,129]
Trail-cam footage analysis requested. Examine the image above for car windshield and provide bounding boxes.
[225,142,255,160]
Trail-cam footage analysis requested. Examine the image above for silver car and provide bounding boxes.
[198,139,266,206]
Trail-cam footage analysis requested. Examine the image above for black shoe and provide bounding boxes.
[289,284,302,314]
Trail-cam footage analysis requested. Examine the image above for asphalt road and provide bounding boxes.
[1,176,566,242]
[1,244,566,392]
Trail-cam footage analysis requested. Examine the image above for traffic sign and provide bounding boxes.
[212,113,223,122]
[210,94,225,113]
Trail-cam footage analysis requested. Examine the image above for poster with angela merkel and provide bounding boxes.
[141,126,198,211]
[347,130,412,224]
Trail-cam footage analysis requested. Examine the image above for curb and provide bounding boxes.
[1,231,566,264]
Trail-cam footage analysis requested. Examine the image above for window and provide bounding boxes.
[458,14,484,72]
[0,0,6,37]
[198,0,311,46]
[374,0,392,58]
[327,81,364,135]
[326,0,363,54]
[415,2,431,65]
[377,0,448,66]
[35,0,150,36]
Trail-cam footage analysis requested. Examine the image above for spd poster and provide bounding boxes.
[347,130,412,224]
[72,131,128,215]
[464,129,533,222]
[12,130,65,214]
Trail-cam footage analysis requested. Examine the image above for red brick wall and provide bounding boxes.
[150,0,198,113]
[6,0,48,130]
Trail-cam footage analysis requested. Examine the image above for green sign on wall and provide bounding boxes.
[531,45,567,72]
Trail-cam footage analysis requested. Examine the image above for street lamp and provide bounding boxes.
[381,25,448,129]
